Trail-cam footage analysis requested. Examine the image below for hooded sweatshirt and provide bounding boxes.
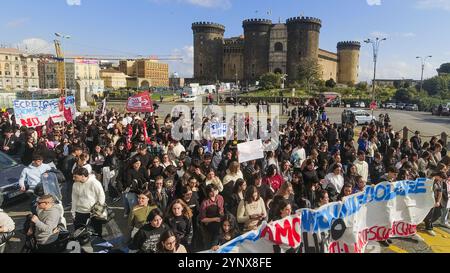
[353,159,369,182]
[71,175,105,215]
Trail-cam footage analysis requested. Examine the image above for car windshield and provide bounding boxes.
[0,152,19,170]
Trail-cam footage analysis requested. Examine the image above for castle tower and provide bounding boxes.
[192,22,225,83]
[337,41,361,85]
[286,16,322,83]
[242,19,272,83]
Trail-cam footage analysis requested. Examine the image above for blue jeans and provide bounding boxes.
[441,205,449,225]
[122,192,137,216]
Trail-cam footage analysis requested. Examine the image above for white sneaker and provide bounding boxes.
[426,230,436,236]
[439,223,450,229]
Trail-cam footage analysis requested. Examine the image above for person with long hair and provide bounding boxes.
[223,161,243,186]
[129,208,168,253]
[236,185,267,231]
[228,178,247,216]
[269,198,293,222]
[164,199,193,248]
[263,164,284,193]
[211,214,241,251]
[128,190,158,239]
[199,184,225,249]
[156,229,187,253]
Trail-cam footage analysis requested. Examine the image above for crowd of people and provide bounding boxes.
[0,98,449,253]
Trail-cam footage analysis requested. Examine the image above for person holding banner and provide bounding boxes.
[423,172,447,236]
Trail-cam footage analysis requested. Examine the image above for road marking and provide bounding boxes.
[388,245,408,253]
[417,228,450,253]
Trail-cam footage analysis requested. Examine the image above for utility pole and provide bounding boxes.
[364,37,387,116]
[416,55,432,93]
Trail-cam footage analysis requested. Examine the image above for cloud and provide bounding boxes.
[167,45,194,78]
[370,31,389,39]
[367,0,382,6]
[359,57,439,82]
[150,0,231,9]
[416,0,450,11]
[5,17,30,28]
[16,38,53,54]
[66,0,81,6]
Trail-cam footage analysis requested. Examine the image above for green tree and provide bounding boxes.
[393,80,402,89]
[437,63,450,75]
[259,72,281,90]
[325,78,336,88]
[423,76,449,96]
[297,58,321,93]
[394,88,417,102]
[356,82,368,92]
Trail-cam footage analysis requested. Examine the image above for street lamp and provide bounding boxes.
[416,55,432,93]
[364,37,387,116]
[55,33,71,94]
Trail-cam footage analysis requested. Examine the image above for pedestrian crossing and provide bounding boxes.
[387,227,450,253]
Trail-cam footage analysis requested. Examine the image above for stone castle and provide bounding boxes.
[192,16,361,86]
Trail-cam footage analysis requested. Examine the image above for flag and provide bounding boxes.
[142,121,152,145]
[127,124,133,151]
[126,91,154,113]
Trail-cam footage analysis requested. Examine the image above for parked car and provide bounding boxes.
[396,103,406,110]
[0,151,26,207]
[352,101,365,108]
[182,95,198,103]
[385,102,397,109]
[405,104,419,111]
[351,109,376,125]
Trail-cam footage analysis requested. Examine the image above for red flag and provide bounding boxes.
[63,107,73,123]
[127,124,133,151]
[142,121,152,145]
[126,91,154,113]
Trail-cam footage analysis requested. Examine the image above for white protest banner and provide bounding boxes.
[213,179,434,253]
[13,96,76,128]
[210,122,227,138]
[237,139,264,163]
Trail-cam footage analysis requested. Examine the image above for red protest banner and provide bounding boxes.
[126,91,154,113]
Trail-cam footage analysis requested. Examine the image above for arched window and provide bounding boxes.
[274,42,283,52]
[274,68,282,74]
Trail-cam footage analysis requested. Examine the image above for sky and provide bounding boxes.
[1,0,450,81]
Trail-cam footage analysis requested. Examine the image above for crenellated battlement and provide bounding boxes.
[337,41,361,50]
[286,16,322,25]
[242,18,273,27]
[192,21,225,31]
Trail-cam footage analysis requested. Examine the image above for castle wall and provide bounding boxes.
[318,49,338,81]
[286,17,322,83]
[192,22,225,84]
[269,24,288,74]
[337,41,361,85]
[223,38,244,82]
[243,19,272,83]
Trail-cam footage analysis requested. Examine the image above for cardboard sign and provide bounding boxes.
[237,139,264,163]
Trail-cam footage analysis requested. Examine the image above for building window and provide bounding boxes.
[5,56,8,60]
[16,72,20,76]
[15,57,18,61]
[275,42,283,52]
